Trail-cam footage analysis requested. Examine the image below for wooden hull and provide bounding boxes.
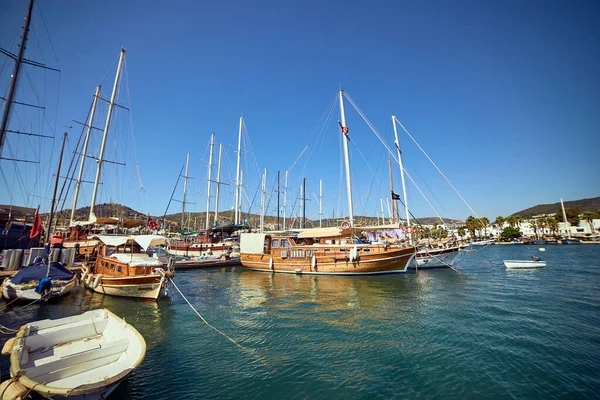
[175,258,241,270]
[1,276,77,301]
[240,247,415,275]
[83,270,166,300]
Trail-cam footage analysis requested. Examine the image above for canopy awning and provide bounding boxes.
[92,234,166,250]
[297,227,342,238]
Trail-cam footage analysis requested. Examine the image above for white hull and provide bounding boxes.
[503,260,547,269]
[1,276,77,301]
[411,247,461,269]
[0,309,145,399]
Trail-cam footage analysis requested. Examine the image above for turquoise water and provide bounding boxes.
[1,245,599,399]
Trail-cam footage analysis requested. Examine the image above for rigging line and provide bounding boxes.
[343,92,397,163]
[0,167,15,204]
[123,59,144,193]
[287,144,309,172]
[393,116,480,220]
[404,159,447,213]
[35,1,62,70]
[403,167,446,226]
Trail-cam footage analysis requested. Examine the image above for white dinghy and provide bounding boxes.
[0,309,146,400]
[503,256,547,269]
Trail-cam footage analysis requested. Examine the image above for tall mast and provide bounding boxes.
[392,116,410,228]
[388,157,395,223]
[380,197,385,226]
[89,48,126,220]
[260,168,266,232]
[302,177,306,229]
[47,132,68,242]
[238,170,244,224]
[205,133,215,230]
[277,171,280,230]
[71,85,101,225]
[319,179,323,228]
[234,117,243,224]
[561,198,570,238]
[181,152,190,228]
[214,143,223,225]
[338,90,354,227]
[0,0,35,158]
[283,170,288,229]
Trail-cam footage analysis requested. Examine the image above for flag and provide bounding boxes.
[30,210,42,239]
[391,191,401,200]
[147,215,158,230]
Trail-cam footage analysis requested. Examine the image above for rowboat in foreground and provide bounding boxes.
[503,257,546,269]
[0,309,146,400]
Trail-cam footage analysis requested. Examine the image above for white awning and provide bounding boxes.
[92,234,166,250]
[297,227,342,238]
[133,235,166,250]
[240,233,266,254]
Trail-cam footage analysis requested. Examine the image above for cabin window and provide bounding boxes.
[117,266,122,273]
[324,249,331,253]
[362,248,371,253]
[110,263,115,271]
[272,239,279,248]
[280,239,291,248]
[339,248,346,252]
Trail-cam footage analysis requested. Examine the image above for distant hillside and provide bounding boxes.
[511,196,600,219]
[51,203,151,227]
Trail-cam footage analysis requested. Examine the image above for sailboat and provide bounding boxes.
[239,91,416,275]
[560,198,581,244]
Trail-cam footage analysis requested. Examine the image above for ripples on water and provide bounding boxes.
[1,245,599,399]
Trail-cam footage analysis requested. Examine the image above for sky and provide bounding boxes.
[0,0,599,222]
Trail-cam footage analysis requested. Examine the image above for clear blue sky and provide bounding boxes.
[1,0,599,222]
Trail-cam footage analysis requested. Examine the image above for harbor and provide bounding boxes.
[1,245,599,399]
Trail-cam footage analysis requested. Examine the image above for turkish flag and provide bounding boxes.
[30,210,42,239]
[147,216,158,230]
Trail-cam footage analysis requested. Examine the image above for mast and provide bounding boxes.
[283,170,288,229]
[0,0,35,158]
[71,85,101,225]
[238,170,244,224]
[234,117,243,224]
[338,90,354,227]
[214,143,223,225]
[205,133,215,230]
[319,179,323,228]
[277,171,280,230]
[260,168,266,232]
[380,197,385,226]
[561,198,570,238]
[392,116,410,228]
[388,157,395,223]
[302,177,306,229]
[47,132,68,243]
[181,152,190,228]
[89,49,126,220]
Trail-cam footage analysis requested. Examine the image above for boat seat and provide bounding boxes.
[23,337,129,383]
[24,318,108,353]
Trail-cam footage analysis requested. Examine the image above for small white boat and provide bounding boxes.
[503,257,547,269]
[0,309,146,400]
[1,261,77,302]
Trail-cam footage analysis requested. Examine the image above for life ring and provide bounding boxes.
[340,221,351,230]
[92,274,102,289]
[341,126,349,134]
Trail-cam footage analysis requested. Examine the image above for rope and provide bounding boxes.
[167,276,254,354]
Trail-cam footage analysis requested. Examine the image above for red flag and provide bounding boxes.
[30,210,42,239]
[147,215,158,230]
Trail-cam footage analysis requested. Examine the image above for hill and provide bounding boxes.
[511,196,600,219]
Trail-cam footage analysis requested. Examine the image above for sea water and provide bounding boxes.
[1,245,599,399]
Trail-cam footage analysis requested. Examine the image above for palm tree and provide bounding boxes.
[547,217,559,235]
[479,217,490,237]
[494,216,505,229]
[465,216,477,238]
[506,216,517,228]
[582,212,596,234]
[457,227,466,239]
[515,215,523,228]
[531,219,539,238]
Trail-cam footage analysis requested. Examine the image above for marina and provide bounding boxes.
[1,245,599,398]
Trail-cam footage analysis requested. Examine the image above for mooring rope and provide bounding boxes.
[167,276,255,355]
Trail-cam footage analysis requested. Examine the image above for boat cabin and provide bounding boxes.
[91,235,165,278]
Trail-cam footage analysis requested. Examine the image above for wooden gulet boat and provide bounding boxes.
[240,228,415,275]
[82,235,173,300]
[0,309,146,400]
[239,90,415,275]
